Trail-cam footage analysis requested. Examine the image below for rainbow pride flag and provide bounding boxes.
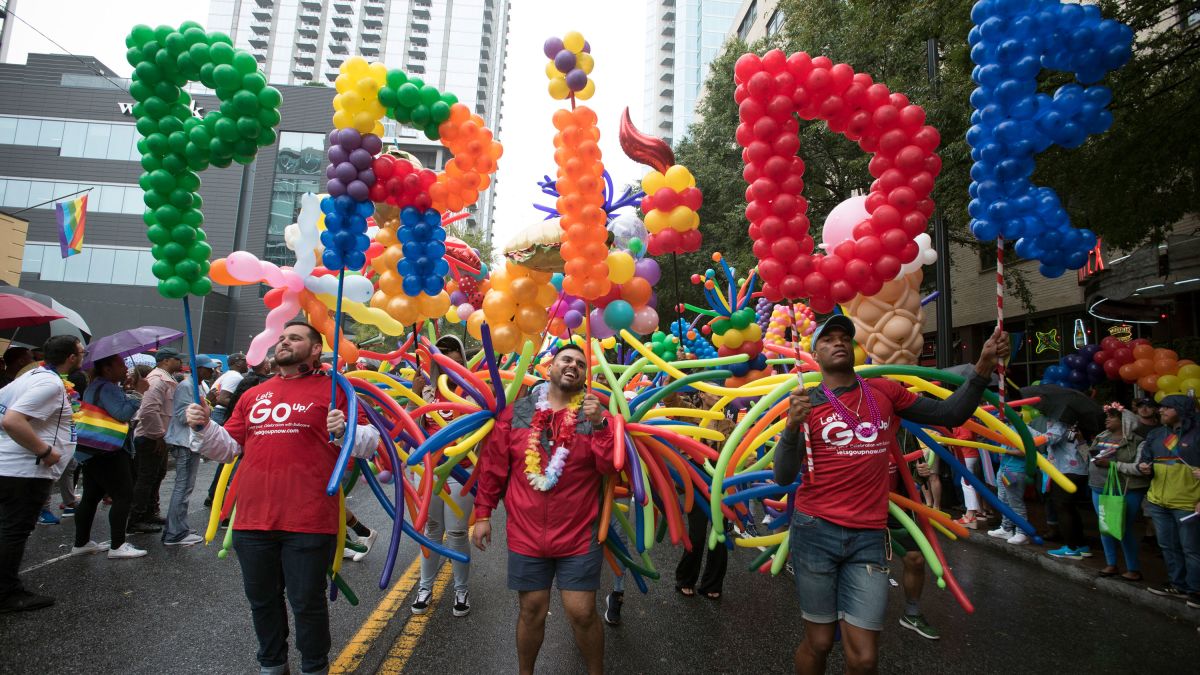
[74,401,128,452]
[55,194,87,258]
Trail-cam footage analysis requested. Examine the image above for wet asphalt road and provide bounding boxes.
[2,460,1197,674]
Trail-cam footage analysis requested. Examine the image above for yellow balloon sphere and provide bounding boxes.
[854,345,868,366]
[1158,374,1182,394]
[332,110,353,130]
[367,61,388,83]
[723,328,744,348]
[643,210,668,234]
[545,61,559,80]
[1181,377,1200,395]
[577,52,595,75]
[1177,364,1200,381]
[606,252,636,284]
[1155,390,1167,403]
[641,171,666,195]
[576,79,596,101]
[445,306,461,323]
[548,77,570,100]
[600,336,617,350]
[665,164,695,191]
[668,206,696,232]
[563,31,585,53]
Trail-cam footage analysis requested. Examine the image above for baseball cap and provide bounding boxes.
[155,348,182,362]
[1133,397,1159,408]
[228,352,247,363]
[195,356,220,369]
[811,315,856,346]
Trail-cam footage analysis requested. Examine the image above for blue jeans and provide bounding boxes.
[163,445,199,542]
[1089,487,1146,571]
[788,511,889,631]
[1147,501,1200,594]
[998,469,1027,532]
[232,530,337,674]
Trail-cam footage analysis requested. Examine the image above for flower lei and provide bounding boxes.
[524,386,584,492]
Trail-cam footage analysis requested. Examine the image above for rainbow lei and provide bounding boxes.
[524,387,584,492]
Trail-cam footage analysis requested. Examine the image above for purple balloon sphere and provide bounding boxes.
[554,49,576,74]
[357,168,376,187]
[346,180,370,201]
[361,133,383,155]
[327,129,339,146]
[325,163,338,180]
[349,148,374,170]
[335,161,358,183]
[564,309,583,329]
[337,128,362,150]
[328,145,349,165]
[543,37,565,59]
[326,177,346,197]
[570,298,586,314]
[450,290,467,305]
[583,41,591,53]
[565,68,588,92]
[635,258,661,285]
[588,308,616,338]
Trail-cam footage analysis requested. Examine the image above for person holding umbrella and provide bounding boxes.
[72,355,149,559]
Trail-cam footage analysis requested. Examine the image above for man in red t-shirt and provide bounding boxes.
[185,321,379,675]
[471,343,616,675]
[774,315,1007,674]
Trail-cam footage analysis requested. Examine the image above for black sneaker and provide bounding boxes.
[203,498,213,508]
[452,590,470,617]
[1148,584,1186,600]
[1187,593,1200,610]
[127,522,163,534]
[604,591,623,626]
[411,588,432,615]
[146,514,168,526]
[0,590,55,614]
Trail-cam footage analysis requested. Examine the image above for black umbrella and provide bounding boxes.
[1021,384,1105,439]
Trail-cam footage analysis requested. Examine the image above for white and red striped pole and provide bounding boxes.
[790,301,815,482]
[996,236,1007,420]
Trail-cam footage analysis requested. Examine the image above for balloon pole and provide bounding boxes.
[790,300,814,483]
[671,253,684,354]
[584,300,593,392]
[995,237,1006,420]
[181,295,202,411]
[329,269,346,441]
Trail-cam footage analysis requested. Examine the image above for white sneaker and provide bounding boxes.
[987,527,1014,540]
[165,533,203,546]
[70,541,109,556]
[1007,532,1029,545]
[108,542,148,559]
[343,529,359,559]
[352,529,378,562]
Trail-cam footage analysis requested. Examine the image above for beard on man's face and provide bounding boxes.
[274,344,314,367]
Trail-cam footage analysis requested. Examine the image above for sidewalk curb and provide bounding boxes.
[965,531,1200,626]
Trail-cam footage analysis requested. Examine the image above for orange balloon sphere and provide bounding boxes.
[510,277,538,304]
[621,277,653,306]
[467,310,486,340]
[1154,358,1179,375]
[1132,344,1154,360]
[1139,373,1159,393]
[490,323,521,354]
[515,305,546,334]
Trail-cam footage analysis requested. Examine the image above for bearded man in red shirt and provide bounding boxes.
[186,321,379,675]
[775,315,1008,675]
[471,343,616,675]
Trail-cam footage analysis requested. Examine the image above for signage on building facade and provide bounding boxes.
[1077,239,1105,284]
[1035,328,1060,354]
[1072,318,1087,349]
[119,100,205,118]
[1108,324,1133,342]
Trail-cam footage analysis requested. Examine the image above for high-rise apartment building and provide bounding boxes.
[643,0,741,146]
[208,0,510,239]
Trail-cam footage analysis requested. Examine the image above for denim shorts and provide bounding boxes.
[507,543,603,592]
[788,511,890,631]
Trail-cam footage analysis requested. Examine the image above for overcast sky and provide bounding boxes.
[2,0,649,252]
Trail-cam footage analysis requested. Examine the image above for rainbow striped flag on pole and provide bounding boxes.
[55,193,87,258]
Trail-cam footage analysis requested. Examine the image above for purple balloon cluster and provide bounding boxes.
[755,297,773,334]
[543,37,591,93]
[326,128,383,201]
[551,294,588,332]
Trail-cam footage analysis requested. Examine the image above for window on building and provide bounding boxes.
[0,115,139,161]
[0,179,139,214]
[766,9,784,37]
[21,242,158,287]
[737,1,758,41]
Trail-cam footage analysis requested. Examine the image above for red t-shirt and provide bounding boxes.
[952,425,978,459]
[222,373,360,535]
[793,378,917,530]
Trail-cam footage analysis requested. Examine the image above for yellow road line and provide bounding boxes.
[329,556,423,674]
[378,562,454,674]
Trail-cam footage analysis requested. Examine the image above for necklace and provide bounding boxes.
[820,375,882,438]
[523,387,584,492]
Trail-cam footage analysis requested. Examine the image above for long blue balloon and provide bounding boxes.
[479,324,508,413]
[325,372,360,496]
[406,410,493,467]
[360,451,469,564]
[903,421,1043,544]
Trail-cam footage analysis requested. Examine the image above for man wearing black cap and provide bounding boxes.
[129,348,182,533]
[774,316,1008,675]
[1132,397,1162,439]
[210,352,249,425]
